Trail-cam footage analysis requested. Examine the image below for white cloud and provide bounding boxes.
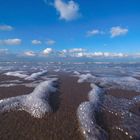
[32,40,42,45]
[110,26,128,38]
[43,48,54,56]
[59,49,127,58]
[69,48,85,53]
[62,49,68,53]
[0,25,14,31]
[87,29,103,37]
[24,51,36,57]
[54,0,80,21]
[46,39,56,46]
[0,39,22,46]
[58,48,86,57]
[76,52,85,57]
[87,52,127,58]
[60,50,127,58]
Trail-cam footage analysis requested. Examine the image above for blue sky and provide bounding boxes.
[0,0,140,58]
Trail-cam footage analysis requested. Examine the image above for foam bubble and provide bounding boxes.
[77,84,108,140]
[4,71,28,78]
[77,102,107,140]
[78,73,96,83]
[73,71,80,75]
[0,78,58,118]
[78,73,140,92]
[25,70,47,80]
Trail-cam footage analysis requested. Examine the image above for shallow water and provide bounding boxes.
[0,61,140,139]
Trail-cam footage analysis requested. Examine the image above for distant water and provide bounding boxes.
[0,61,140,78]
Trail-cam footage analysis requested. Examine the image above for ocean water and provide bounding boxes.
[0,61,140,139]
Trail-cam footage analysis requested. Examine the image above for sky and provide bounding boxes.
[0,0,140,59]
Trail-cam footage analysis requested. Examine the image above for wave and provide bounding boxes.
[0,78,58,118]
[4,70,48,81]
[4,71,28,78]
[77,84,108,140]
[77,73,140,92]
[25,70,48,80]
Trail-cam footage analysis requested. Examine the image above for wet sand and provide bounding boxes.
[129,102,140,116]
[0,86,33,99]
[0,74,91,140]
[106,89,140,99]
[97,88,140,140]
[0,74,21,81]
[0,73,140,140]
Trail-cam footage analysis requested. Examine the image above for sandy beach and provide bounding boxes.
[0,73,140,140]
[0,74,90,140]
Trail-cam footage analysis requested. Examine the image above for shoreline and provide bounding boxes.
[0,73,140,140]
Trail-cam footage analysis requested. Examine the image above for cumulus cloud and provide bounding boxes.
[43,48,54,56]
[46,39,56,46]
[0,39,21,46]
[32,40,42,45]
[110,26,128,38]
[87,29,103,37]
[54,0,80,21]
[24,51,36,57]
[0,25,14,31]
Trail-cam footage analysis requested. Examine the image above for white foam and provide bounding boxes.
[78,73,96,83]
[73,71,80,75]
[88,84,104,108]
[78,73,140,92]
[77,102,107,140]
[25,70,47,80]
[0,83,18,87]
[99,76,140,92]
[4,71,28,78]
[0,78,58,118]
[54,69,60,72]
[77,84,108,140]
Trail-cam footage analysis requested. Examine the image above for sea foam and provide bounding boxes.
[25,70,48,80]
[4,70,48,81]
[77,84,108,140]
[78,73,140,92]
[5,71,28,78]
[0,78,58,118]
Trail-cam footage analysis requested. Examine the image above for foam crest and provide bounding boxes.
[0,78,58,118]
[4,71,28,78]
[25,70,48,80]
[88,84,105,108]
[77,84,108,140]
[78,73,96,83]
[78,73,140,92]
